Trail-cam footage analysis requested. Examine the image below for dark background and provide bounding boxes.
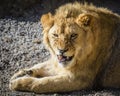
[0,0,120,17]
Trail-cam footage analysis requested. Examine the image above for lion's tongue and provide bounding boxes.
[57,55,66,62]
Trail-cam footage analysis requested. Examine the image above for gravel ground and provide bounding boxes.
[0,2,120,96]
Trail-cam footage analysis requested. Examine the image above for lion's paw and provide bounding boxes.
[9,79,20,90]
[10,69,33,81]
[9,77,35,91]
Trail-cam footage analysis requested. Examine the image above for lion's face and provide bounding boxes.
[41,13,93,67]
[48,21,87,66]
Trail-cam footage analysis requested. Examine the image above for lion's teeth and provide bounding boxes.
[67,57,69,60]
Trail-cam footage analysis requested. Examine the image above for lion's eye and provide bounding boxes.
[71,33,78,40]
[53,34,58,37]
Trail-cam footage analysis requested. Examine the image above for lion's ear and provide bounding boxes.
[40,12,54,29]
[76,13,91,26]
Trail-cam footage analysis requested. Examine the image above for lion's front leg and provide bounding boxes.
[10,75,88,93]
[10,61,54,81]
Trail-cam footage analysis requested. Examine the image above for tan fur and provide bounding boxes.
[9,2,120,93]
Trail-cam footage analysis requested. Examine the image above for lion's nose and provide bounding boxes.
[58,49,68,54]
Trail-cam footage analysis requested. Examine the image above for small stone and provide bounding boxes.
[20,32,25,36]
[33,38,41,44]
[3,37,13,43]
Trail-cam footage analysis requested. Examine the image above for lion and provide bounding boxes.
[9,2,120,93]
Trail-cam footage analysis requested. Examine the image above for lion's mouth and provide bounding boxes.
[57,55,74,63]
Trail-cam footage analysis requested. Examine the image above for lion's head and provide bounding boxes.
[40,3,117,68]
